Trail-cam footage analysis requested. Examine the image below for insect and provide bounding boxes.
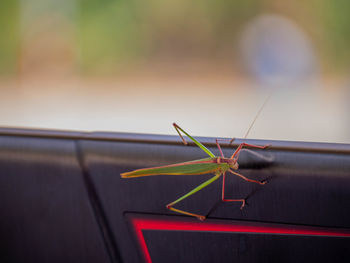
[121,99,270,221]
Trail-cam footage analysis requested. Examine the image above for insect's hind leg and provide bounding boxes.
[173,123,215,158]
[173,123,188,146]
[166,173,221,221]
[166,206,206,221]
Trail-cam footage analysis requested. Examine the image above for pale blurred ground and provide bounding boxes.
[0,1,349,143]
[0,72,348,143]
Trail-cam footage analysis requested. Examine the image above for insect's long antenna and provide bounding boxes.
[243,94,271,140]
[230,93,271,159]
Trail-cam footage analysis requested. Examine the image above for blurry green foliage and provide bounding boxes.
[0,1,19,75]
[1,0,350,75]
[77,0,262,72]
[319,0,350,70]
[78,0,145,72]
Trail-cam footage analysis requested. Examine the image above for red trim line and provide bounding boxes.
[131,217,350,263]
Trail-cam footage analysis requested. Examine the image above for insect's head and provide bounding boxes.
[228,159,239,170]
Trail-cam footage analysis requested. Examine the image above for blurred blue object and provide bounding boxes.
[239,14,318,85]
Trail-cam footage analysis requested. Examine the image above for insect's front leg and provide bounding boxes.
[228,169,266,185]
[231,142,270,160]
[221,172,246,209]
[215,138,237,158]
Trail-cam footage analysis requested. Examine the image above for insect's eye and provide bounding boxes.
[231,162,239,170]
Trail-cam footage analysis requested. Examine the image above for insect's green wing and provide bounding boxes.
[121,157,229,178]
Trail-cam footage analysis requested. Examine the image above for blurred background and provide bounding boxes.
[0,0,349,143]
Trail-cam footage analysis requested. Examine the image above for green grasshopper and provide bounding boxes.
[122,94,270,221]
[121,122,269,221]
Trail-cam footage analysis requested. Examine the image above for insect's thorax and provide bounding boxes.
[215,157,239,170]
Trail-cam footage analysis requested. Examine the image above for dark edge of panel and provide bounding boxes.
[0,127,349,154]
[74,141,122,263]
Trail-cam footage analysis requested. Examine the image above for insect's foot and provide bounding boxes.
[240,200,246,210]
[260,180,267,185]
[263,144,271,149]
[229,138,235,145]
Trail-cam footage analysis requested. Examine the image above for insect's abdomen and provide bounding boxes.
[121,158,229,178]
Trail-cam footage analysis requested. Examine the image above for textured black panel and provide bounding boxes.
[79,137,350,262]
[0,128,349,263]
[144,231,350,263]
[0,136,110,263]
